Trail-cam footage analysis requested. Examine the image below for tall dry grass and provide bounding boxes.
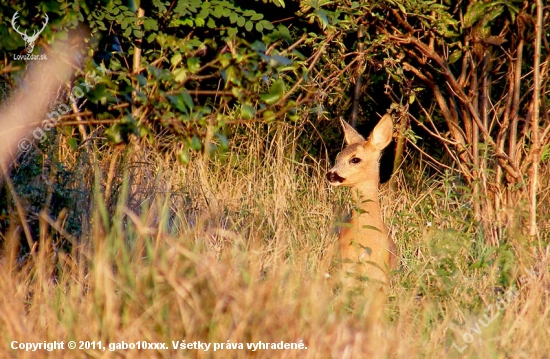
[1,122,549,358]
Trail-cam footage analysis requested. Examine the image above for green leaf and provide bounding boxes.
[260,93,279,105]
[143,18,158,31]
[241,104,255,119]
[260,79,285,105]
[190,136,202,150]
[464,2,493,27]
[173,68,187,83]
[237,16,245,27]
[229,12,238,24]
[178,149,190,164]
[67,137,78,151]
[315,9,329,29]
[245,21,253,32]
[105,124,123,144]
[136,74,147,86]
[218,53,231,67]
[336,222,353,228]
[263,110,276,122]
[448,49,462,64]
[222,8,231,17]
[171,53,182,67]
[231,87,242,98]
[251,41,266,52]
[269,79,285,97]
[223,66,240,86]
[288,112,299,122]
[362,225,382,232]
[87,84,108,103]
[396,2,406,14]
[250,13,263,21]
[261,20,274,31]
[212,5,223,18]
[109,57,122,71]
[167,93,188,113]
[216,133,229,149]
[277,24,291,40]
[269,55,292,66]
[182,91,194,110]
[207,17,216,28]
[541,144,550,161]
[390,73,402,83]
[187,57,200,74]
[195,17,205,27]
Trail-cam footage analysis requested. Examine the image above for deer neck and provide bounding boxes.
[350,181,386,231]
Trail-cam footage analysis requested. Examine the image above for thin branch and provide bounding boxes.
[406,136,453,172]
[350,25,364,127]
[529,0,543,237]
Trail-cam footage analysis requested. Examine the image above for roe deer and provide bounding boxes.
[327,114,397,283]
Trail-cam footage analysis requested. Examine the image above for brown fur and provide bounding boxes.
[327,114,397,283]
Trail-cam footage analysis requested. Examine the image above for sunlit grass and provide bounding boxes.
[1,124,549,358]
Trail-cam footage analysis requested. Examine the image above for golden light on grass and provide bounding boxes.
[1,119,549,358]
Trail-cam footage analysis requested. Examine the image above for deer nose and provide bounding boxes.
[326,171,345,183]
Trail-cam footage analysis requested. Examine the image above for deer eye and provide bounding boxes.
[350,157,361,164]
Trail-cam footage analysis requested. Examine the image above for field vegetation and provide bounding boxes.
[1,0,549,358]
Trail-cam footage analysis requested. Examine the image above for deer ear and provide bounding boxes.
[340,119,365,145]
[368,114,393,151]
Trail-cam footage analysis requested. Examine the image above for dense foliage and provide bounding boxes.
[1,0,549,240]
[0,2,549,357]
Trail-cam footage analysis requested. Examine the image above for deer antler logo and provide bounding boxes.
[11,11,49,54]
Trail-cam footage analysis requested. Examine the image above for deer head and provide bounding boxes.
[11,11,49,54]
[327,114,393,189]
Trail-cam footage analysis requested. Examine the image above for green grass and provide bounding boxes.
[1,125,549,358]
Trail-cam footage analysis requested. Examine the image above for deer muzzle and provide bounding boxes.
[326,171,345,184]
